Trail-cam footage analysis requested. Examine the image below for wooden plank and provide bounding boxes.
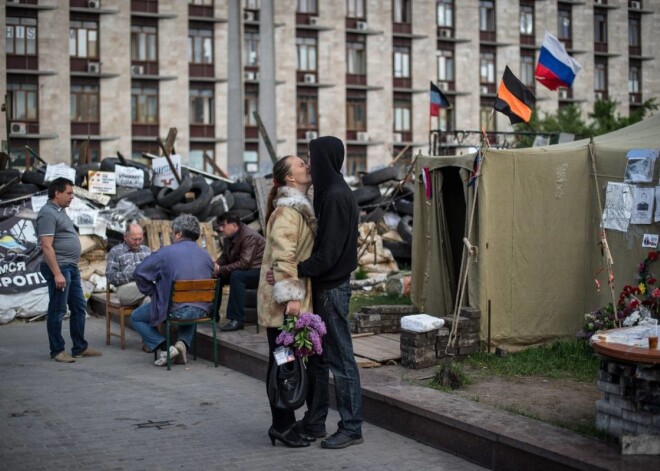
[355,356,382,368]
[174,279,217,290]
[252,176,272,235]
[353,334,401,363]
[171,292,216,303]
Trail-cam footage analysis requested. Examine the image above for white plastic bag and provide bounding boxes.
[400,314,445,333]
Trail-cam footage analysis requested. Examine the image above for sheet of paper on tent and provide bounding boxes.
[631,186,654,225]
[624,149,658,183]
[654,186,660,223]
[642,233,659,249]
[602,182,633,232]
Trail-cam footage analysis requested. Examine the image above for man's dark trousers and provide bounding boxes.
[219,268,260,323]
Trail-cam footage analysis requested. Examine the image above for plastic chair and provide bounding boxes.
[163,279,221,370]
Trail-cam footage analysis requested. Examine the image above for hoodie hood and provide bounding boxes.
[309,136,346,197]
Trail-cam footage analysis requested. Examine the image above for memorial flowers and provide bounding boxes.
[276,312,327,358]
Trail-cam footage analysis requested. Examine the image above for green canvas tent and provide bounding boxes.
[411,113,660,350]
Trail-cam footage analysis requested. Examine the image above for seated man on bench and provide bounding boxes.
[130,214,214,367]
[106,222,151,306]
[214,212,265,332]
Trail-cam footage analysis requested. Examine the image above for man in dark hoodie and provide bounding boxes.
[294,136,364,449]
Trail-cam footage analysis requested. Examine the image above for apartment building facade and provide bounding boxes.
[2,0,659,177]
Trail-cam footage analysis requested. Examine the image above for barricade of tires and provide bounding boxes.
[352,166,414,265]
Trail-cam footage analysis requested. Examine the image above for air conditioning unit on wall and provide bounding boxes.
[87,0,100,8]
[11,122,27,135]
[393,132,403,143]
[356,131,369,141]
[305,131,318,140]
[309,16,319,26]
[480,85,489,95]
[438,81,449,92]
[558,89,568,100]
[87,62,100,74]
[131,65,144,75]
[630,1,641,9]
[303,74,316,83]
[595,91,604,100]
[356,21,368,31]
[244,11,255,22]
[440,29,453,39]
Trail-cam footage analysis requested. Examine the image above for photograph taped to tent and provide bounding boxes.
[624,149,657,183]
[631,186,654,225]
[642,234,659,249]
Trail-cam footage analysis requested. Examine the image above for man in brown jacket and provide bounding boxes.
[214,212,265,331]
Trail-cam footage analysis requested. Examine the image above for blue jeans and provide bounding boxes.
[224,268,260,322]
[41,263,88,358]
[303,280,363,437]
[131,303,206,351]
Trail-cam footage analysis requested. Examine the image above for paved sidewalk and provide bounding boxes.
[0,318,485,471]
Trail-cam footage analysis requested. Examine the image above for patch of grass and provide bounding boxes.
[464,339,598,382]
[354,268,369,280]
[429,361,472,391]
[349,292,412,315]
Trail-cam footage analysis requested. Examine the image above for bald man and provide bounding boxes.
[106,223,152,306]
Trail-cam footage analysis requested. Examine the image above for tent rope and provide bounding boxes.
[588,140,618,326]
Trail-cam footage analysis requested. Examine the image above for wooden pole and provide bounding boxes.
[157,136,182,185]
[253,111,278,164]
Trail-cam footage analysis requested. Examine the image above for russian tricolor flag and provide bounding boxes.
[535,32,582,91]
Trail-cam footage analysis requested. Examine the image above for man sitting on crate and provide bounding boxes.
[105,223,151,306]
[130,214,214,367]
[214,212,265,332]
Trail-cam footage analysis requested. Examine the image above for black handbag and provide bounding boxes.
[267,355,308,410]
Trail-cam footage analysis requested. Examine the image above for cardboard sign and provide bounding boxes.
[44,164,76,183]
[30,195,48,213]
[73,186,110,206]
[88,171,117,195]
[115,165,145,189]
[152,154,182,189]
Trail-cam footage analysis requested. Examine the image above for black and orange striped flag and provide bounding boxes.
[494,66,536,125]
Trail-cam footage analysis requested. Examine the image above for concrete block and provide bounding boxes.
[635,366,660,382]
[597,380,624,395]
[622,408,654,425]
[360,305,419,315]
[459,307,481,319]
[621,434,660,455]
[458,345,480,356]
[596,399,623,418]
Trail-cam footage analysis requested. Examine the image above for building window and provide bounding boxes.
[520,52,535,88]
[629,16,641,48]
[188,28,213,64]
[594,11,607,44]
[393,0,411,23]
[69,21,98,59]
[519,4,534,36]
[557,7,572,41]
[480,105,495,132]
[594,59,607,93]
[190,88,214,124]
[480,51,495,84]
[438,108,454,132]
[131,85,158,123]
[346,98,366,131]
[479,1,495,32]
[346,151,366,176]
[437,49,454,82]
[296,36,317,71]
[437,0,453,28]
[244,31,259,67]
[297,94,318,129]
[8,83,38,121]
[6,17,37,56]
[347,0,365,18]
[244,90,258,126]
[629,64,641,94]
[245,0,260,9]
[297,0,317,13]
[393,47,410,78]
[131,25,157,62]
[70,84,99,122]
[394,100,411,132]
[347,41,366,75]
[189,0,213,5]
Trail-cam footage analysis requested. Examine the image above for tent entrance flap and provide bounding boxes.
[440,167,468,305]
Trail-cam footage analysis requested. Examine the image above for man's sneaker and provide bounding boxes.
[73,347,103,358]
[154,346,178,367]
[219,319,244,332]
[174,341,187,365]
[320,431,364,449]
[53,352,75,363]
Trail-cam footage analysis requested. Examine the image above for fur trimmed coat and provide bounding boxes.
[257,186,317,328]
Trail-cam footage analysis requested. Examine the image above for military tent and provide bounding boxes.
[411,113,660,350]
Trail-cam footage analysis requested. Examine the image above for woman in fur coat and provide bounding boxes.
[257,155,317,448]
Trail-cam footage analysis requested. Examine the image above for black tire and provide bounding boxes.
[232,192,258,211]
[396,182,415,198]
[171,177,213,216]
[142,206,170,220]
[222,208,257,223]
[196,204,213,222]
[156,176,193,208]
[245,288,258,308]
[353,186,381,205]
[210,197,230,217]
[397,215,413,244]
[383,240,412,260]
[210,179,228,195]
[394,199,414,216]
[75,163,100,187]
[122,189,156,208]
[21,170,46,187]
[363,207,385,223]
[0,183,41,200]
[0,169,21,185]
[361,166,398,186]
[223,190,235,210]
[228,180,253,194]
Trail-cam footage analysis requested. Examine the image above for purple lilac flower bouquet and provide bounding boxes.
[276,312,327,358]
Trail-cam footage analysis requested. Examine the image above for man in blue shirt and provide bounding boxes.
[131,214,214,366]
